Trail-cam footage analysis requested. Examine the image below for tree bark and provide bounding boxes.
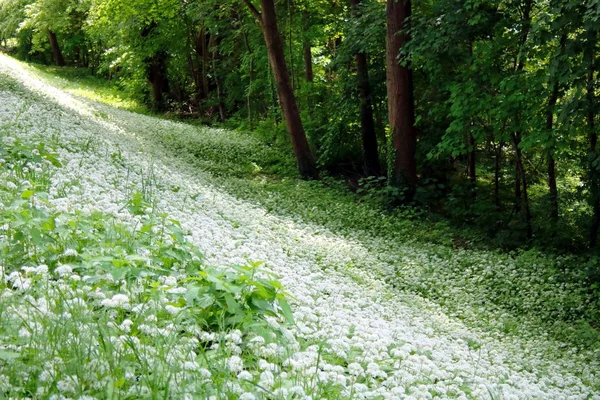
[512,132,532,239]
[303,43,313,83]
[47,31,65,67]
[210,35,226,123]
[511,0,533,235]
[148,51,169,108]
[386,0,417,195]
[351,0,381,176]
[467,132,476,194]
[244,0,318,179]
[494,142,502,208]
[301,12,313,83]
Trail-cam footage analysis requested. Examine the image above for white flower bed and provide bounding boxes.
[0,54,599,399]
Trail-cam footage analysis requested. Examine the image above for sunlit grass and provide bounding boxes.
[27,64,147,114]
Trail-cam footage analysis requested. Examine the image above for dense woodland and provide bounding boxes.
[1,0,599,253]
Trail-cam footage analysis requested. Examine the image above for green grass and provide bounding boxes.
[29,64,148,114]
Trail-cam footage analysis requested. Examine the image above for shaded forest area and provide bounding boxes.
[1,0,599,256]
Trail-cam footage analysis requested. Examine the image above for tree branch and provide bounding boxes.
[242,0,262,24]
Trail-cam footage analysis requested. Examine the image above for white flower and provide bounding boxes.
[165,305,182,315]
[62,248,79,257]
[348,362,364,376]
[54,264,73,277]
[182,361,199,371]
[239,393,256,400]
[237,370,253,380]
[259,370,274,388]
[5,181,17,191]
[101,294,130,308]
[119,319,134,332]
[198,368,211,379]
[226,356,244,373]
[35,264,49,274]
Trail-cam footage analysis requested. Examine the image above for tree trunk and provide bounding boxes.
[197,29,210,100]
[47,31,65,67]
[148,51,169,108]
[467,132,476,194]
[302,12,313,83]
[210,36,226,123]
[303,44,313,83]
[512,132,532,239]
[386,0,417,195]
[351,0,381,176]
[494,142,502,208]
[511,0,532,234]
[244,0,318,179]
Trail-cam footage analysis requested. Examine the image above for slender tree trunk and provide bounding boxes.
[244,0,318,179]
[515,161,522,212]
[303,42,313,82]
[197,29,210,99]
[467,132,476,194]
[148,52,169,108]
[243,32,255,128]
[287,0,296,90]
[386,0,417,195]
[351,0,381,176]
[513,132,532,239]
[47,31,65,67]
[494,141,502,208]
[210,36,226,123]
[511,0,532,234]
[302,11,313,83]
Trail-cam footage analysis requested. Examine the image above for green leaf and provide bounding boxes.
[196,293,216,308]
[224,293,241,313]
[0,350,19,360]
[278,298,294,324]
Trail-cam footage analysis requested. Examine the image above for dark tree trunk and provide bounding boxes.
[302,12,313,83]
[511,0,532,234]
[148,51,169,108]
[351,0,381,176]
[303,43,313,83]
[494,142,502,208]
[197,29,210,100]
[467,132,476,194]
[47,31,65,67]
[386,0,417,195]
[243,32,255,128]
[512,132,532,239]
[244,0,318,179]
[515,161,522,212]
[210,35,226,123]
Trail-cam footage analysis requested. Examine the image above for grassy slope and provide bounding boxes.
[23,60,600,353]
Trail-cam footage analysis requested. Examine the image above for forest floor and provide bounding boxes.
[0,53,599,399]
